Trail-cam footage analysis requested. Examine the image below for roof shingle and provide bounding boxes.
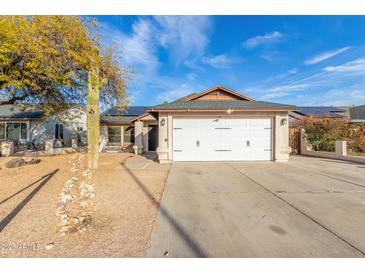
[101,106,148,116]
[0,105,43,119]
[148,100,297,111]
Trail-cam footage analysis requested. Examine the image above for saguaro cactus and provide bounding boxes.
[87,65,100,169]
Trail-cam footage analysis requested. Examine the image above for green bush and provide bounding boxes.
[293,116,365,154]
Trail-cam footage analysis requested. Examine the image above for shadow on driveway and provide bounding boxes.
[0,169,59,232]
[120,159,207,257]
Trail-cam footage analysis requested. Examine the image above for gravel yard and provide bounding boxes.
[0,153,170,257]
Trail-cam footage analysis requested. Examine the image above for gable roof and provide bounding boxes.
[148,100,297,112]
[180,86,255,102]
[349,105,365,121]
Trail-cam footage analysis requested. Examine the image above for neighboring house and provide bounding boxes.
[100,85,296,162]
[289,106,349,126]
[0,104,86,149]
[349,105,365,124]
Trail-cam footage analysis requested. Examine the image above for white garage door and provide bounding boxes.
[173,118,272,161]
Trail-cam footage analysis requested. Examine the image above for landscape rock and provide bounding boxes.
[5,158,28,168]
[45,243,55,250]
[27,158,41,165]
[54,139,63,148]
[5,158,41,168]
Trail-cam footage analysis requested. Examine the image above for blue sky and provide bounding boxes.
[97,16,365,106]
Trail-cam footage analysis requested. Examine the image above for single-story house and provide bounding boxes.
[100,85,297,162]
[0,104,86,150]
[349,105,365,124]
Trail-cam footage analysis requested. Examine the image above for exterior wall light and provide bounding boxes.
[281,118,288,125]
[160,118,165,126]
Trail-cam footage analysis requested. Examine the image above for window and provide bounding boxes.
[0,123,5,139]
[123,126,135,144]
[108,126,121,143]
[55,123,64,139]
[5,123,27,140]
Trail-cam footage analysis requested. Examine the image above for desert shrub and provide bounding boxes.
[293,116,365,154]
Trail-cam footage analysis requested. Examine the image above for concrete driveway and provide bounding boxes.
[146,156,365,257]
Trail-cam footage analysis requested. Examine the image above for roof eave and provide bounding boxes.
[0,117,42,121]
[146,108,296,113]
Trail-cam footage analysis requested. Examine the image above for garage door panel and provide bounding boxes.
[173,118,272,161]
[173,119,201,161]
[247,119,272,161]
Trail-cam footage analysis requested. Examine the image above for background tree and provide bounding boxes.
[0,16,129,168]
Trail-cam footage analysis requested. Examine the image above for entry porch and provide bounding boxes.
[100,113,159,154]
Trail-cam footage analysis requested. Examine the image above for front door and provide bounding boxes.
[108,126,122,144]
[148,125,158,151]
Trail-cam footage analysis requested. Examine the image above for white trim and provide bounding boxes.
[26,120,30,142]
[0,121,29,142]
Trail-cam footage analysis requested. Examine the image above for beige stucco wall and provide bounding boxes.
[274,113,290,161]
[156,112,169,161]
[157,111,290,163]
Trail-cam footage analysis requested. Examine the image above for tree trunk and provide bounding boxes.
[87,65,100,169]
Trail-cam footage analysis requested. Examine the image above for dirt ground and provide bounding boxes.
[0,152,170,257]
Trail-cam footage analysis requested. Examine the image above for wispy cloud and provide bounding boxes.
[157,84,192,102]
[267,83,310,93]
[243,31,284,49]
[102,16,212,69]
[201,54,243,69]
[301,85,365,106]
[186,72,197,81]
[260,83,310,100]
[323,58,365,74]
[260,91,291,100]
[100,16,212,103]
[263,67,299,83]
[154,16,212,66]
[100,18,159,77]
[156,82,206,103]
[254,55,365,104]
[304,46,351,65]
[287,68,298,74]
[259,50,283,62]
